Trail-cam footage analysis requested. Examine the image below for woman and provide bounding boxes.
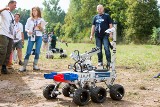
[19,7,45,72]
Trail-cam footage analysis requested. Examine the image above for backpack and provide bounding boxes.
[43,34,48,43]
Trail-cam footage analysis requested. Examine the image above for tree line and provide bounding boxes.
[14,0,160,44]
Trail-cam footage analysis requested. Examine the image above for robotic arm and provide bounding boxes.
[70,47,100,72]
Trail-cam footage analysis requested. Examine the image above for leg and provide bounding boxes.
[35,36,42,60]
[0,35,9,65]
[16,40,23,65]
[4,38,13,65]
[33,36,42,70]
[95,36,103,64]
[1,37,13,74]
[19,38,34,71]
[103,35,111,66]
[24,38,35,60]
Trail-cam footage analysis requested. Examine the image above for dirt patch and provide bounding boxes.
[0,63,160,107]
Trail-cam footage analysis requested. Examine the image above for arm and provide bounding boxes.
[90,25,95,40]
[0,7,9,13]
[90,16,96,41]
[25,18,32,35]
[21,32,24,44]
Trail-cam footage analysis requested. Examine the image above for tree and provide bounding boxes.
[62,0,104,42]
[125,0,159,43]
[43,0,66,36]
[107,0,127,42]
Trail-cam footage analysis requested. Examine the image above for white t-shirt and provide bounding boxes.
[0,10,14,39]
[13,22,23,43]
[25,17,45,37]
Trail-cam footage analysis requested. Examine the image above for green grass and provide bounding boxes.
[22,41,160,72]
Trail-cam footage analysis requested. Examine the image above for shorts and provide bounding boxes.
[13,40,23,50]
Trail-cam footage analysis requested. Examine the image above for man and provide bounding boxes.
[13,13,24,65]
[0,0,17,74]
[90,4,113,69]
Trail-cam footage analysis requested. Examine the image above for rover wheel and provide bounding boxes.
[62,84,71,97]
[43,84,57,99]
[73,88,90,106]
[90,87,106,103]
[110,84,125,100]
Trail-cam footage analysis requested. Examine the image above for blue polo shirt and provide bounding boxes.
[92,13,112,37]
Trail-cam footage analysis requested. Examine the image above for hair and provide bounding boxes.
[8,0,16,5]
[14,13,20,18]
[31,7,42,18]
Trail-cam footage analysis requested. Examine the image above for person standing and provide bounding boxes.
[0,0,17,74]
[90,4,113,69]
[13,13,24,65]
[42,31,49,51]
[49,31,57,49]
[19,7,46,72]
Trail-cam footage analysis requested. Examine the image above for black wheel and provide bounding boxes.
[62,84,71,97]
[110,84,125,100]
[43,84,57,99]
[73,88,90,106]
[90,87,106,103]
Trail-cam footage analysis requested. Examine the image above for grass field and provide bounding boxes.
[0,42,160,107]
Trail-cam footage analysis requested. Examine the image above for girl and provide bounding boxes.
[19,7,45,71]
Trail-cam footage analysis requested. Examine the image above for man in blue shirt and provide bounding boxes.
[90,4,113,69]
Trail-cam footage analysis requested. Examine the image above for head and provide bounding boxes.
[97,4,104,15]
[31,7,41,18]
[14,13,20,23]
[8,0,17,11]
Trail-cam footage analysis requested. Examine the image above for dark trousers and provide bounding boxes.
[0,35,13,65]
[95,35,111,63]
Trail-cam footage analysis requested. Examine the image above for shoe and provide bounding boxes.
[19,60,24,66]
[106,62,110,71]
[154,73,160,78]
[98,62,103,66]
[19,60,28,72]
[33,59,40,70]
[33,65,40,70]
[1,65,8,74]
[19,66,26,72]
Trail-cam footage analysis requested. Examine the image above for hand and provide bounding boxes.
[22,40,24,45]
[90,35,93,41]
[28,32,32,35]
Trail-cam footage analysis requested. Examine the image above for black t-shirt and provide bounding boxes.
[92,13,112,37]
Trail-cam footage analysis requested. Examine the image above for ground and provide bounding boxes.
[0,44,160,107]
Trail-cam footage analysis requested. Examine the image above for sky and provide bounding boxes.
[0,0,70,12]
[0,0,160,12]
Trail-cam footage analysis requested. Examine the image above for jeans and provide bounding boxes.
[95,35,111,64]
[0,35,13,65]
[24,36,42,60]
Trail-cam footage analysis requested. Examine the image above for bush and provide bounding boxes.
[150,27,160,45]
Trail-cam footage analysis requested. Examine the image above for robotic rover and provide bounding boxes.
[46,39,68,59]
[43,27,125,106]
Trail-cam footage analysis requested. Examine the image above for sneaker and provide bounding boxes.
[106,62,110,71]
[154,73,160,78]
[98,62,103,66]
[19,66,26,72]
[19,60,24,66]
[1,65,8,74]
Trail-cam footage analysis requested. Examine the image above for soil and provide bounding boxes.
[0,60,160,107]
